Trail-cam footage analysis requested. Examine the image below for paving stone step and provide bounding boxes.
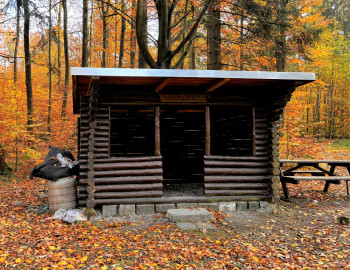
[166,208,213,222]
[176,222,217,231]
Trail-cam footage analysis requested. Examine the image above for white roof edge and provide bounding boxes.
[71,67,316,81]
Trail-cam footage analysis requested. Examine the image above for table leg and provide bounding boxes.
[347,166,350,197]
[281,179,290,200]
[323,182,331,193]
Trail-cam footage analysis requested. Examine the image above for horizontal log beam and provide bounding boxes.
[205,189,269,196]
[94,190,163,199]
[79,153,109,159]
[205,168,269,175]
[79,175,163,184]
[80,142,109,148]
[204,176,269,183]
[84,156,162,163]
[88,168,163,177]
[204,161,269,168]
[80,183,163,192]
[94,161,162,170]
[204,155,268,161]
[205,183,268,190]
[81,137,109,143]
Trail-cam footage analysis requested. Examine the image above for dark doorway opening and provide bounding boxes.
[161,107,205,196]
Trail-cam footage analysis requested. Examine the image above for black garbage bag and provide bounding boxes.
[44,145,75,163]
[30,146,78,181]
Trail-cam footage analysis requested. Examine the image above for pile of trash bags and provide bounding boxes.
[30,146,79,181]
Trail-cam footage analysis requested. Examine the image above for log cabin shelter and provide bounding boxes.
[72,67,315,209]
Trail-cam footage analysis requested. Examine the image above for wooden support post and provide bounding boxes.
[108,106,111,158]
[155,106,160,156]
[252,107,256,156]
[205,106,210,156]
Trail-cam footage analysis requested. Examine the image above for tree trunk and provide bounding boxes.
[130,0,136,68]
[23,0,33,132]
[275,0,287,71]
[48,0,53,136]
[14,0,21,83]
[99,1,109,67]
[188,4,196,69]
[119,0,126,68]
[136,0,212,69]
[61,0,70,120]
[207,1,221,70]
[179,0,189,69]
[82,0,89,67]
[0,149,12,175]
[239,13,244,71]
[137,0,147,68]
[157,1,170,68]
[114,0,118,68]
[89,0,93,67]
[57,2,62,87]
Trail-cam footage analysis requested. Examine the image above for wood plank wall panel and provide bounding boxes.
[204,107,270,198]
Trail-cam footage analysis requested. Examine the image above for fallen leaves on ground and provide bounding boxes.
[1,179,349,269]
[0,143,349,269]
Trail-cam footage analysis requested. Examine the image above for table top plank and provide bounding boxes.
[280,159,350,165]
[282,176,350,181]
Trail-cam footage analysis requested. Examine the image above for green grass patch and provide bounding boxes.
[330,139,350,150]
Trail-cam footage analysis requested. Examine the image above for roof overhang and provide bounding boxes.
[72,67,316,114]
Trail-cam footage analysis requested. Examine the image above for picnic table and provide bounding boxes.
[279,159,350,200]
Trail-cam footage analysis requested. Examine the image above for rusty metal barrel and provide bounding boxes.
[48,176,77,213]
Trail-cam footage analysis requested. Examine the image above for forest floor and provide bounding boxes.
[0,139,350,269]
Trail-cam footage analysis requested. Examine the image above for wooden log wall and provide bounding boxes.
[204,107,270,199]
[264,88,294,202]
[78,100,163,207]
[78,156,163,206]
[78,92,111,207]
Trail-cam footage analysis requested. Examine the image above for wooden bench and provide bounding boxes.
[280,160,350,200]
